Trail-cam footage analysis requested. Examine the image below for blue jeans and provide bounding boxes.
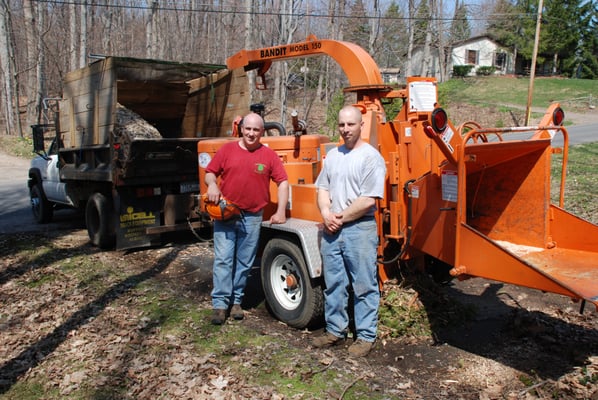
[211,211,263,309]
[321,218,380,342]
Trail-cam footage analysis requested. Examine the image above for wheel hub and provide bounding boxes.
[285,273,298,290]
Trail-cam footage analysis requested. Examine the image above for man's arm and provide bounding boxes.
[204,172,221,203]
[269,180,289,224]
[339,196,376,223]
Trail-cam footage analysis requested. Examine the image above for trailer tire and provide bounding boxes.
[261,238,324,329]
[30,183,53,223]
[86,193,116,249]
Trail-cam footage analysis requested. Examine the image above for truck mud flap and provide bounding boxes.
[115,192,162,250]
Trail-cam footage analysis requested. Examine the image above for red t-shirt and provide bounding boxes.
[206,141,288,213]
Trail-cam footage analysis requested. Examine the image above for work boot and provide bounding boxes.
[231,304,244,320]
[312,331,345,348]
[211,308,226,325]
[348,339,375,357]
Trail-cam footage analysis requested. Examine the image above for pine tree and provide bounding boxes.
[343,0,370,51]
[449,0,471,43]
[378,1,408,68]
[413,0,431,47]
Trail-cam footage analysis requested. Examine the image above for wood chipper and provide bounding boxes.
[197,35,598,329]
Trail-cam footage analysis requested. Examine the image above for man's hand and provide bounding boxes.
[205,173,221,203]
[269,211,286,224]
[322,211,343,234]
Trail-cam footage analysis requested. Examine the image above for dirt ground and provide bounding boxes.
[172,237,598,399]
[1,228,596,399]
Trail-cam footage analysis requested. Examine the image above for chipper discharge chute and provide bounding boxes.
[409,101,598,311]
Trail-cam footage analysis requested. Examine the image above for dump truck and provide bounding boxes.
[197,35,598,329]
[29,56,249,249]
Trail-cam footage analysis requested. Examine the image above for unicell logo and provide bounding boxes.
[120,207,155,226]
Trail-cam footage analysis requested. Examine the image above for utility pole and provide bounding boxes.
[525,0,543,125]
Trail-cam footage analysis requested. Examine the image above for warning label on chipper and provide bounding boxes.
[441,170,458,202]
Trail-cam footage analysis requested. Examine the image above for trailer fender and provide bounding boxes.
[260,217,323,278]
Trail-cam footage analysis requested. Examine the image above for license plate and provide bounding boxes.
[180,182,199,193]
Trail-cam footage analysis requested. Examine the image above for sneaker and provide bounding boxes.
[312,331,345,348]
[348,339,375,357]
[211,308,226,325]
[231,304,244,320]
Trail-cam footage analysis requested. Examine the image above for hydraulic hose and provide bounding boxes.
[378,179,416,265]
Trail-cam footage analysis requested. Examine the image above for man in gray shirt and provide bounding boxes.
[312,105,386,357]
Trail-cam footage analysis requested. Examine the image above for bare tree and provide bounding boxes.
[405,0,416,78]
[0,0,21,136]
[24,0,38,124]
[368,0,381,55]
[69,2,78,70]
[79,0,88,67]
[420,0,433,76]
[146,1,159,58]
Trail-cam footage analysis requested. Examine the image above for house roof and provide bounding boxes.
[451,35,504,49]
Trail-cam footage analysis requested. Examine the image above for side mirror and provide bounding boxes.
[32,124,46,153]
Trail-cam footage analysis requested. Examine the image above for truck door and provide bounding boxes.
[42,154,72,206]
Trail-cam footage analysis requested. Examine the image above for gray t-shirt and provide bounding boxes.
[315,142,386,216]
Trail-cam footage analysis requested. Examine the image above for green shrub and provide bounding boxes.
[476,66,496,76]
[453,65,474,77]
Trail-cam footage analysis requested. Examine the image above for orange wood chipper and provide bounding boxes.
[197,35,598,329]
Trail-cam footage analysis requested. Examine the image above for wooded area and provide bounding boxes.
[1,0,597,137]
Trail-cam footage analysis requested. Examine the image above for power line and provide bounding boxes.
[30,0,532,22]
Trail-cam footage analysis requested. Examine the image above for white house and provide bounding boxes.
[408,35,514,80]
[380,67,402,84]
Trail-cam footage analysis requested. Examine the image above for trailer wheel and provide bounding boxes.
[86,193,116,249]
[261,238,324,329]
[30,183,53,223]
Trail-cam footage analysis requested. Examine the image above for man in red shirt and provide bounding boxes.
[204,112,289,324]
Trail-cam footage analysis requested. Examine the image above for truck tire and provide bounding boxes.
[86,193,116,249]
[30,183,53,223]
[261,238,324,329]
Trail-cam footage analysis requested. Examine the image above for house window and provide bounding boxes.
[467,49,478,65]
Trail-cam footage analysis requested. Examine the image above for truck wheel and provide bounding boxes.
[30,183,53,223]
[86,193,116,249]
[261,238,324,329]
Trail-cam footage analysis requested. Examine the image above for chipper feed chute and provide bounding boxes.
[412,104,598,311]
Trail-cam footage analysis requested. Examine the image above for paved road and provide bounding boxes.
[1,120,596,236]
[0,152,81,235]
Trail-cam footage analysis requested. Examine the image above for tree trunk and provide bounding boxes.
[421,1,433,77]
[406,0,415,77]
[24,0,38,126]
[79,0,87,67]
[70,2,78,70]
[244,0,256,105]
[100,0,113,55]
[146,1,158,58]
[369,0,380,55]
[35,1,46,124]
[0,0,21,136]
[436,0,447,82]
